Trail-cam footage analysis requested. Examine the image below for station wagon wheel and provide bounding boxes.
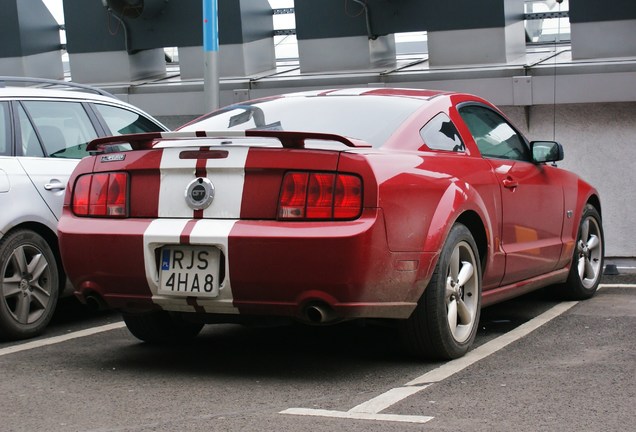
[560,205,604,300]
[400,223,482,360]
[123,311,204,343]
[0,230,60,340]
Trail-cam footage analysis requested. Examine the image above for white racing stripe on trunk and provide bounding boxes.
[143,219,191,293]
[157,146,249,219]
[141,218,240,314]
[157,147,199,217]
[203,147,249,218]
[187,219,239,314]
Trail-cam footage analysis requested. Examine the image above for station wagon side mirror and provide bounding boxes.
[531,141,564,164]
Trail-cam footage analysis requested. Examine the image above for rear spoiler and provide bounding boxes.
[87,130,372,153]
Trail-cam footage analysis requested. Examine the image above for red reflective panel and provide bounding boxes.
[72,172,128,218]
[334,174,362,219]
[107,173,128,216]
[279,172,308,219]
[278,171,362,221]
[88,173,109,216]
[306,173,334,219]
[72,175,92,216]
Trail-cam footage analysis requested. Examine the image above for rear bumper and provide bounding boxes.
[58,208,438,321]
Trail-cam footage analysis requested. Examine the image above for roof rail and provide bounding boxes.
[0,76,115,98]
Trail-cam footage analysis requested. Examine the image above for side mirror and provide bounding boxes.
[531,141,564,164]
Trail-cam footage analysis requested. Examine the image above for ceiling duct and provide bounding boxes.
[102,0,169,19]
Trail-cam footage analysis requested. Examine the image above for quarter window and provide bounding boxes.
[458,105,530,161]
[94,104,163,135]
[420,113,465,152]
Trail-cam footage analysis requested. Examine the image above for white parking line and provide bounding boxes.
[407,300,578,385]
[348,385,432,414]
[281,300,581,423]
[599,284,636,289]
[0,322,125,357]
[280,408,434,424]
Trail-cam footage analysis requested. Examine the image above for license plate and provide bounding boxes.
[158,246,221,297]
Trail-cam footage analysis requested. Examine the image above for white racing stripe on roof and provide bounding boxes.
[322,88,376,96]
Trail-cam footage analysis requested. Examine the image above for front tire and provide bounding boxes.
[559,205,604,300]
[400,223,482,360]
[0,230,60,340]
[123,311,204,343]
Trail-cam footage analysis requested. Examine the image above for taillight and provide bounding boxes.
[278,171,362,220]
[72,172,128,217]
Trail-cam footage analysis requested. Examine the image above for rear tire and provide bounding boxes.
[0,230,60,340]
[123,311,204,343]
[400,223,482,360]
[559,205,604,300]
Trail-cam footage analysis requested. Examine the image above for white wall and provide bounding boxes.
[502,103,636,257]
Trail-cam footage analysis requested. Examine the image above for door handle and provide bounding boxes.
[502,177,518,189]
[44,181,66,191]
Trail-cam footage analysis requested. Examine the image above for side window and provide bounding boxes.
[0,102,9,156]
[21,101,99,159]
[94,104,164,135]
[458,105,530,161]
[420,113,465,152]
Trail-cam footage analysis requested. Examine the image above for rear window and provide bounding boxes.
[182,95,423,148]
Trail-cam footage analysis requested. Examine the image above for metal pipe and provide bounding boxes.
[304,303,336,324]
[203,0,220,112]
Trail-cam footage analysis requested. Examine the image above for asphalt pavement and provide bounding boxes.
[0,274,634,432]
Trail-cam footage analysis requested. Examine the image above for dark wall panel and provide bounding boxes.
[295,0,514,40]
[64,0,272,54]
[0,0,60,57]
[570,0,636,23]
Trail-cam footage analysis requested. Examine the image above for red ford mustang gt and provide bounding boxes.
[58,88,604,359]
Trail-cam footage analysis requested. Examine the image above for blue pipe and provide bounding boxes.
[202,0,219,52]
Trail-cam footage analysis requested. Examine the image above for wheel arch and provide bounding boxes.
[421,180,494,263]
[455,210,488,271]
[2,222,66,293]
[586,194,602,218]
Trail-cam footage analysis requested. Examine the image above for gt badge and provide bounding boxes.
[185,177,215,210]
[101,154,125,162]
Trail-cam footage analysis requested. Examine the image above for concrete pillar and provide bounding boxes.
[63,0,166,83]
[0,0,63,79]
[64,0,274,82]
[570,0,636,60]
[179,0,276,79]
[294,0,396,73]
[427,0,526,67]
